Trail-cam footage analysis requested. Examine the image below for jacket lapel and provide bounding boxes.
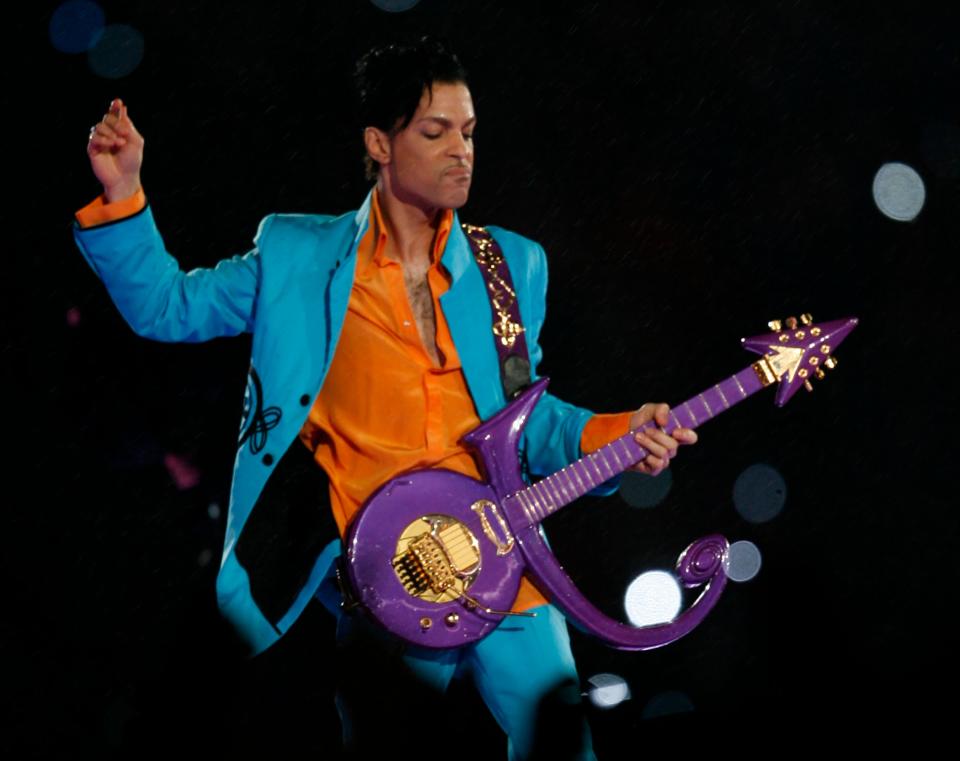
[440,214,505,420]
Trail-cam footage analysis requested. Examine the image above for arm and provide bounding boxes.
[74,98,265,343]
[73,199,267,342]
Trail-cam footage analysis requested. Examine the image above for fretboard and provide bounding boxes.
[512,365,764,524]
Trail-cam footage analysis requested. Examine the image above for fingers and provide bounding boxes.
[87,122,125,154]
[87,99,138,154]
[634,427,678,462]
[630,416,699,477]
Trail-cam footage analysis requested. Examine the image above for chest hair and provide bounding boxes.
[402,267,445,367]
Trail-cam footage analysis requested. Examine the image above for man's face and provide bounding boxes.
[382,81,476,210]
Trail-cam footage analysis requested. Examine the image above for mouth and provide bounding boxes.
[446,167,472,178]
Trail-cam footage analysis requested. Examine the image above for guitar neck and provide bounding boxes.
[514,365,765,523]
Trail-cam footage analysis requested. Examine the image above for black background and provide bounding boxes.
[5,1,958,756]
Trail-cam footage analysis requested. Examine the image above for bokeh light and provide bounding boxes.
[586,673,631,709]
[723,540,762,582]
[618,469,673,509]
[88,24,144,79]
[624,570,682,627]
[872,162,926,222]
[49,1,104,54]
[733,463,786,524]
[369,0,422,12]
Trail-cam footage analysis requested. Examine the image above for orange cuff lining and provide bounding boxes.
[75,186,146,228]
[580,410,634,454]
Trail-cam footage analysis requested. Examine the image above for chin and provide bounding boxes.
[446,188,471,209]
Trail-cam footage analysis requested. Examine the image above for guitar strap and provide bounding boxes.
[461,223,532,399]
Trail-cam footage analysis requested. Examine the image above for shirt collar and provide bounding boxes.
[362,186,454,273]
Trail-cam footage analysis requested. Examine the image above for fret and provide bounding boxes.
[528,488,547,518]
[537,481,557,513]
[570,464,587,493]
[616,437,635,468]
[714,383,730,409]
[588,453,605,481]
[599,451,616,478]
[553,474,570,502]
[732,374,747,399]
[517,490,536,524]
[698,392,714,418]
[682,401,699,426]
[562,468,579,498]
[608,444,625,471]
[576,460,596,490]
[668,412,684,434]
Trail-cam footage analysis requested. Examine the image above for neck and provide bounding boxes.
[376,177,443,265]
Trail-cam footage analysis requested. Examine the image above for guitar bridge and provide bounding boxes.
[394,533,456,595]
[392,515,481,601]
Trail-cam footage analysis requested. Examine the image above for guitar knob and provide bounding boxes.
[768,319,783,332]
[785,316,799,330]
[824,356,838,370]
[800,313,813,325]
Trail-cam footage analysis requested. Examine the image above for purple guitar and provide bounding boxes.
[344,314,858,650]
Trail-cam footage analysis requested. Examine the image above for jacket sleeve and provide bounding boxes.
[520,241,623,497]
[72,201,269,343]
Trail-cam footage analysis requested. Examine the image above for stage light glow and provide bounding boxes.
[872,162,925,222]
[724,540,762,582]
[619,469,673,509]
[586,673,631,709]
[641,690,695,719]
[624,570,682,627]
[66,307,82,327]
[49,1,104,54]
[207,502,221,520]
[733,463,786,524]
[163,452,200,490]
[198,548,213,567]
[88,24,144,79]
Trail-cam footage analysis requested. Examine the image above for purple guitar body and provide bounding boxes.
[344,315,858,649]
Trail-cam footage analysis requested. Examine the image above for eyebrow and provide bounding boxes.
[417,115,477,128]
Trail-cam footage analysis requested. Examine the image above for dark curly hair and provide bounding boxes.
[354,35,469,180]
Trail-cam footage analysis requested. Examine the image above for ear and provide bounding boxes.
[363,126,391,169]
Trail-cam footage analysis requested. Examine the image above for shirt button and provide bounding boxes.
[403,320,411,327]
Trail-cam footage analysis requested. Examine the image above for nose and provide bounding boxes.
[448,132,472,162]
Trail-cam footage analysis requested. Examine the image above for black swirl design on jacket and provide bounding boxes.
[238,365,282,454]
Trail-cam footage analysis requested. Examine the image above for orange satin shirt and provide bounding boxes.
[76,187,634,612]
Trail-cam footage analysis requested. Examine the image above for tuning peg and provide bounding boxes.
[815,368,826,380]
[800,313,813,325]
[768,319,782,332]
[823,356,838,370]
[785,316,798,329]
[803,380,813,392]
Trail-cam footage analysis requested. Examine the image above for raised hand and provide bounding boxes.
[86,98,144,202]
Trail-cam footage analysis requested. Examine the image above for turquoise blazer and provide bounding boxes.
[72,187,620,656]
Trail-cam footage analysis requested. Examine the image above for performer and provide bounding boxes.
[74,36,697,760]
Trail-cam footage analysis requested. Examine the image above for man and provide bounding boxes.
[75,36,697,760]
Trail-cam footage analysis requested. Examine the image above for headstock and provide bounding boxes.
[741,313,858,406]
